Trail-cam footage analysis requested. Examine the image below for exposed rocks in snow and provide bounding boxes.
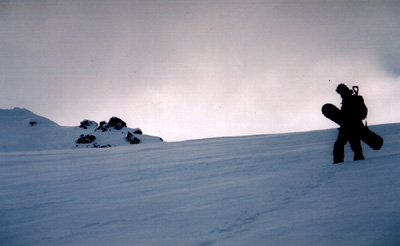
[80,120,98,129]
[107,117,127,130]
[126,132,141,144]
[134,129,143,135]
[0,108,163,151]
[75,116,161,148]
[75,117,157,148]
[93,143,112,148]
[97,121,108,132]
[76,134,96,144]
[95,117,127,132]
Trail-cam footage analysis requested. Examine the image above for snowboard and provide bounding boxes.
[322,104,342,126]
[322,103,383,150]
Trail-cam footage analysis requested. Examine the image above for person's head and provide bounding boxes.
[336,84,352,98]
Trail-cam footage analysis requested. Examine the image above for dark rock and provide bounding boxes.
[29,121,36,126]
[126,132,141,144]
[107,117,127,130]
[134,129,143,134]
[93,143,112,148]
[95,117,127,131]
[97,121,108,132]
[76,134,96,144]
[80,120,98,129]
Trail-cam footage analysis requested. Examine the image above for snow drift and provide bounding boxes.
[1,108,400,246]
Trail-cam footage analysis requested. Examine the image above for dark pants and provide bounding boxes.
[333,128,364,163]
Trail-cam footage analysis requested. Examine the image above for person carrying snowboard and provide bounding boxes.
[322,84,383,163]
[333,84,365,163]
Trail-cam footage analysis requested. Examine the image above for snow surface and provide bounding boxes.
[1,108,400,245]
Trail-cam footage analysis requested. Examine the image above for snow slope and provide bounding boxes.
[1,109,400,245]
[0,108,163,152]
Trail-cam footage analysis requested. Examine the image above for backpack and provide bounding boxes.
[352,86,368,120]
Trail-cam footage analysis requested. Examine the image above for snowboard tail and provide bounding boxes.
[361,126,383,150]
[321,103,383,150]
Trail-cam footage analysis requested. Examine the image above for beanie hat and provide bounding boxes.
[336,84,352,95]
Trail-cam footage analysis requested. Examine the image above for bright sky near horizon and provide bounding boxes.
[1,0,400,141]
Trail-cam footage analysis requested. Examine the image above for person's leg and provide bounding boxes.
[349,136,365,161]
[333,130,348,164]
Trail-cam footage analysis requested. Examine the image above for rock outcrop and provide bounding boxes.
[76,134,96,144]
[126,132,141,144]
[80,120,98,129]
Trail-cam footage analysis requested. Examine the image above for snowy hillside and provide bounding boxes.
[0,108,163,152]
[1,109,400,245]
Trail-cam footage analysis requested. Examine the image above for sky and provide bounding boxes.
[1,0,400,141]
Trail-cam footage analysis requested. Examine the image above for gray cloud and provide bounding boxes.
[1,0,400,140]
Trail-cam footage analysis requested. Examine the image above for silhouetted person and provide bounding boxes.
[334,84,365,163]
